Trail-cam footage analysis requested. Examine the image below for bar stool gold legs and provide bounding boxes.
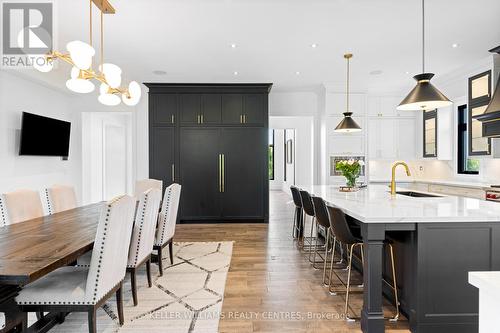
[387,243,400,321]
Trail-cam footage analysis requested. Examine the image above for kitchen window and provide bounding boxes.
[468,71,492,156]
[457,104,480,174]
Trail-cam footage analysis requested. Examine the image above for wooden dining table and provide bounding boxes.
[0,203,104,333]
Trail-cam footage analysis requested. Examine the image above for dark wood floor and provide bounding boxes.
[175,191,410,333]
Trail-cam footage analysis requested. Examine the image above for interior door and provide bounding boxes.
[179,128,221,220]
[103,124,127,200]
[150,127,175,190]
[221,128,265,219]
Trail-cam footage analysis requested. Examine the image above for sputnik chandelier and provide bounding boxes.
[34,0,141,106]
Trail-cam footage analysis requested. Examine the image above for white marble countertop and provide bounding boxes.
[469,272,500,293]
[369,179,494,190]
[299,184,500,223]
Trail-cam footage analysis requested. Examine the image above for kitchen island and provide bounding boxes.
[301,184,500,333]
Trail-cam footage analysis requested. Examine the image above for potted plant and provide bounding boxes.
[336,159,364,189]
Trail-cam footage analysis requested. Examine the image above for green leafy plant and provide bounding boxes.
[336,159,365,187]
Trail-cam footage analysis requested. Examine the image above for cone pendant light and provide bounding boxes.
[335,53,362,133]
[397,0,452,111]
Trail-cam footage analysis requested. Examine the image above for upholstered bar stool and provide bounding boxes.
[289,186,303,239]
[45,185,78,214]
[298,190,316,253]
[17,195,137,333]
[153,183,181,276]
[326,206,400,321]
[1,189,44,226]
[311,196,334,270]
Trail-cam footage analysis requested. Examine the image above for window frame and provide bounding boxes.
[457,104,479,175]
[468,70,492,156]
[423,109,438,158]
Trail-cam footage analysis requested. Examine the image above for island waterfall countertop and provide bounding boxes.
[299,184,500,223]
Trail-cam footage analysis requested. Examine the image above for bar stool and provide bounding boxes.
[290,186,303,239]
[298,190,316,253]
[311,196,335,270]
[326,206,400,322]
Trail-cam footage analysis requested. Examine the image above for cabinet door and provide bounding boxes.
[222,94,244,124]
[150,94,177,126]
[149,127,175,190]
[201,94,222,124]
[368,118,395,159]
[221,128,266,219]
[179,128,221,219]
[180,94,202,124]
[396,118,416,159]
[243,94,265,125]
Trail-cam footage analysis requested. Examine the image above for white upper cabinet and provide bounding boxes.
[368,96,414,118]
[368,117,417,160]
[326,92,366,116]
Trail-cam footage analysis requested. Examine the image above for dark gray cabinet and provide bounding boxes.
[149,127,176,187]
[145,83,272,223]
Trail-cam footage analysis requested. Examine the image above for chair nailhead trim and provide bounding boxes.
[0,197,6,227]
[45,189,53,215]
[131,193,149,267]
[156,188,172,246]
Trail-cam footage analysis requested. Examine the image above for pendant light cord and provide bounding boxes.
[100,9,104,71]
[346,56,350,113]
[89,0,92,47]
[422,0,425,73]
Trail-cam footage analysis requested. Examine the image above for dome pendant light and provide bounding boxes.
[397,0,452,111]
[335,53,362,133]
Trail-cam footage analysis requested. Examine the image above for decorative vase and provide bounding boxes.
[345,175,357,188]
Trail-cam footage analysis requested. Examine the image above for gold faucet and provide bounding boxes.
[390,162,411,195]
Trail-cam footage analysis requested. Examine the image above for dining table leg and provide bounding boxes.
[360,223,386,333]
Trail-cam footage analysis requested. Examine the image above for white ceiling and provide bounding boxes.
[9,0,500,94]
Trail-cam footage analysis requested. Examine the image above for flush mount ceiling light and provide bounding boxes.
[397,0,452,111]
[335,53,362,133]
[33,0,141,107]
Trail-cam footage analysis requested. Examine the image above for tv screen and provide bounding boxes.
[19,112,71,157]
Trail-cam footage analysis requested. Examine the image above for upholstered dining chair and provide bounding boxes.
[127,188,162,306]
[44,185,78,214]
[153,183,181,276]
[1,189,44,226]
[16,195,136,333]
[134,179,163,197]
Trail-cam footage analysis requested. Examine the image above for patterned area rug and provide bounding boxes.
[33,242,233,333]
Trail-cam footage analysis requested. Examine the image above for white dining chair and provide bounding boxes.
[127,188,162,306]
[154,183,181,276]
[134,179,163,197]
[44,184,78,214]
[1,189,44,225]
[16,195,136,333]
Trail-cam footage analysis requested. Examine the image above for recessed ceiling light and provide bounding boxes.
[311,43,318,48]
[152,70,167,75]
[405,71,410,75]
[369,70,383,76]
[233,71,239,75]
[231,43,237,48]
[452,43,460,48]
[295,71,300,75]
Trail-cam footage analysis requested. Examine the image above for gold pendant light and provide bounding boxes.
[335,53,362,133]
[397,0,452,111]
[33,0,141,107]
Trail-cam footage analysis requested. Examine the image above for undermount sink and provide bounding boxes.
[395,191,443,198]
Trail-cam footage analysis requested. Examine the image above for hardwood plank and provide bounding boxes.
[175,191,411,332]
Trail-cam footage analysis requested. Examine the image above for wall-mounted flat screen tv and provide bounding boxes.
[19,112,71,157]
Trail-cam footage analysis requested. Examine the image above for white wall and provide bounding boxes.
[0,71,82,201]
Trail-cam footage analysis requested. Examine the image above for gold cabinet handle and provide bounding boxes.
[171,164,175,182]
[197,114,200,124]
[240,114,243,124]
[218,154,223,192]
[244,114,247,123]
[221,154,225,193]
[171,114,175,124]
[201,114,204,124]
